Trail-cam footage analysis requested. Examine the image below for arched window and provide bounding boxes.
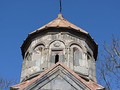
[49,41,65,64]
[73,47,82,66]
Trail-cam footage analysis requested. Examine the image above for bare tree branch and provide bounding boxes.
[0,78,17,90]
[97,36,120,90]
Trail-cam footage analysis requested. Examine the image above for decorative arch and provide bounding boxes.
[32,42,45,51]
[68,41,86,53]
[48,40,66,48]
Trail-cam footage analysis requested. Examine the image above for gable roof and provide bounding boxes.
[11,62,104,90]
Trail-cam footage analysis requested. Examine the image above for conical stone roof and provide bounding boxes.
[30,14,88,35]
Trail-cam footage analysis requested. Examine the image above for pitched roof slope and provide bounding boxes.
[11,62,104,90]
[30,14,88,34]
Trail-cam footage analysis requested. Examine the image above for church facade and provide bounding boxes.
[11,14,104,90]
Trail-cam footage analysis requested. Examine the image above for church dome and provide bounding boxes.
[20,14,98,82]
[21,14,98,60]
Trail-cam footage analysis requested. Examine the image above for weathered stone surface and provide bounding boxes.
[21,32,96,82]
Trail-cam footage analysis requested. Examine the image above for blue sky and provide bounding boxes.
[0,0,120,85]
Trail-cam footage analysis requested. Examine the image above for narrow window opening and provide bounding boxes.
[55,54,59,63]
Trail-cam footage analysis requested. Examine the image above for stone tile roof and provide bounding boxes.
[11,62,104,90]
[30,14,88,35]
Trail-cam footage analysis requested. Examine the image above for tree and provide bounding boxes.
[0,78,16,90]
[97,36,120,90]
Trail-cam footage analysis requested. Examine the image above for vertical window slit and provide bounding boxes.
[55,54,59,63]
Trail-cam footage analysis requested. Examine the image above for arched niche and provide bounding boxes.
[32,44,45,70]
[70,45,83,67]
[70,44,89,77]
[73,47,82,66]
[49,41,65,65]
